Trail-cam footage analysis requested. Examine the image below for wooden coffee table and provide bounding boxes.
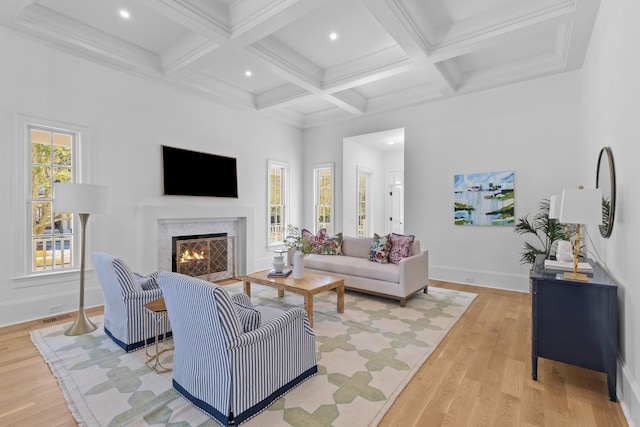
[241,270,344,327]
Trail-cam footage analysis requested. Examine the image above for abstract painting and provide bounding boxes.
[454,170,514,226]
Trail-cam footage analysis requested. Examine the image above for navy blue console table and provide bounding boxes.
[531,254,617,401]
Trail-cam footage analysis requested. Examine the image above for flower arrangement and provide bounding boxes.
[284,224,314,256]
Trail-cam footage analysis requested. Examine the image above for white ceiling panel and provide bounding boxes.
[270,0,398,69]
[201,48,291,94]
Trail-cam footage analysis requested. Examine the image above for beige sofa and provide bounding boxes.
[303,236,429,306]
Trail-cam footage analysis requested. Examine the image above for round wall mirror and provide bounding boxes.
[596,146,616,238]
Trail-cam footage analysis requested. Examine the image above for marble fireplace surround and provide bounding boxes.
[137,205,254,276]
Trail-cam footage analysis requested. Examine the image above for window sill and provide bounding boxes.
[267,243,287,250]
[12,268,96,289]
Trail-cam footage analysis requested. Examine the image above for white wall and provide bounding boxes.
[0,29,303,326]
[304,71,582,292]
[581,0,640,423]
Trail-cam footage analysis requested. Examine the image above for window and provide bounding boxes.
[314,163,334,234]
[14,115,86,279]
[30,126,77,272]
[357,167,372,237]
[267,160,289,246]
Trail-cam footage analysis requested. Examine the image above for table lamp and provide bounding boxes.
[558,186,602,281]
[549,194,573,263]
[54,183,111,335]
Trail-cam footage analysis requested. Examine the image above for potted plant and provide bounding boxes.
[514,199,570,265]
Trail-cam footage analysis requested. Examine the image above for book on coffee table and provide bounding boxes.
[267,269,292,278]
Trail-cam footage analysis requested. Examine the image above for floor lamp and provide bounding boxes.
[53,183,111,336]
[558,186,602,281]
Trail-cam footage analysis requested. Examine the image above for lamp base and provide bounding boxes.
[563,271,589,282]
[64,310,97,336]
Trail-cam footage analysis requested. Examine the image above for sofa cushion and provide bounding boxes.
[303,228,343,255]
[389,233,415,264]
[305,254,400,283]
[322,232,343,255]
[302,228,325,247]
[369,233,391,264]
[341,236,373,259]
[410,239,421,256]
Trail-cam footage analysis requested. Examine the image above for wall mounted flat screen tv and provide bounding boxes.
[162,145,238,198]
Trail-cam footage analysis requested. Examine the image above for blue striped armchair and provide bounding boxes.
[157,271,318,426]
[92,252,171,352]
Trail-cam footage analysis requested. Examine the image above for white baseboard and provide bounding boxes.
[429,264,530,293]
[619,358,640,427]
[0,286,103,328]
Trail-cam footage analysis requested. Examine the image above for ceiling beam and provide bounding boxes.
[144,0,327,81]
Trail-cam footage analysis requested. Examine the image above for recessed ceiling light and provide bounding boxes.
[388,141,395,145]
[245,70,253,77]
[329,32,338,41]
[119,9,130,19]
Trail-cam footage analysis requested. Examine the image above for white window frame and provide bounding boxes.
[356,165,373,238]
[12,114,90,285]
[313,162,334,235]
[267,159,289,248]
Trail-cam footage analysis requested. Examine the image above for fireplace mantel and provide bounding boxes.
[137,205,254,275]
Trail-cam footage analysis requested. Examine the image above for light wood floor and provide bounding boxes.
[0,280,627,426]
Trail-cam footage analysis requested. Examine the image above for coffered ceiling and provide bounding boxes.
[0,0,600,128]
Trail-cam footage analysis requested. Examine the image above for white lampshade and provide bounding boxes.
[53,183,111,214]
[559,188,602,225]
[548,194,561,219]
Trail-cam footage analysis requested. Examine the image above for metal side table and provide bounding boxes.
[144,297,174,373]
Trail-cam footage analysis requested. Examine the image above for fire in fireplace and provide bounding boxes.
[171,233,235,282]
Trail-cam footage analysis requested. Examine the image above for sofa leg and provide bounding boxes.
[399,298,406,307]
[423,286,428,294]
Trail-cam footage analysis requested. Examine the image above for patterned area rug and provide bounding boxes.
[31,283,476,426]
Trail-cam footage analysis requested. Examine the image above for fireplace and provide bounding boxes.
[139,205,252,277]
[172,233,236,282]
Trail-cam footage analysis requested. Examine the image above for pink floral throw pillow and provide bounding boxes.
[302,229,343,255]
[302,228,326,254]
[388,233,415,264]
[369,233,391,263]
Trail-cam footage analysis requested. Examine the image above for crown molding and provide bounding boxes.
[15,3,162,74]
[256,83,310,110]
[139,0,231,42]
[181,73,256,108]
[161,34,220,77]
[326,89,367,115]
[303,107,356,129]
[388,0,576,58]
[248,36,323,90]
[365,84,442,114]
[323,46,414,93]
